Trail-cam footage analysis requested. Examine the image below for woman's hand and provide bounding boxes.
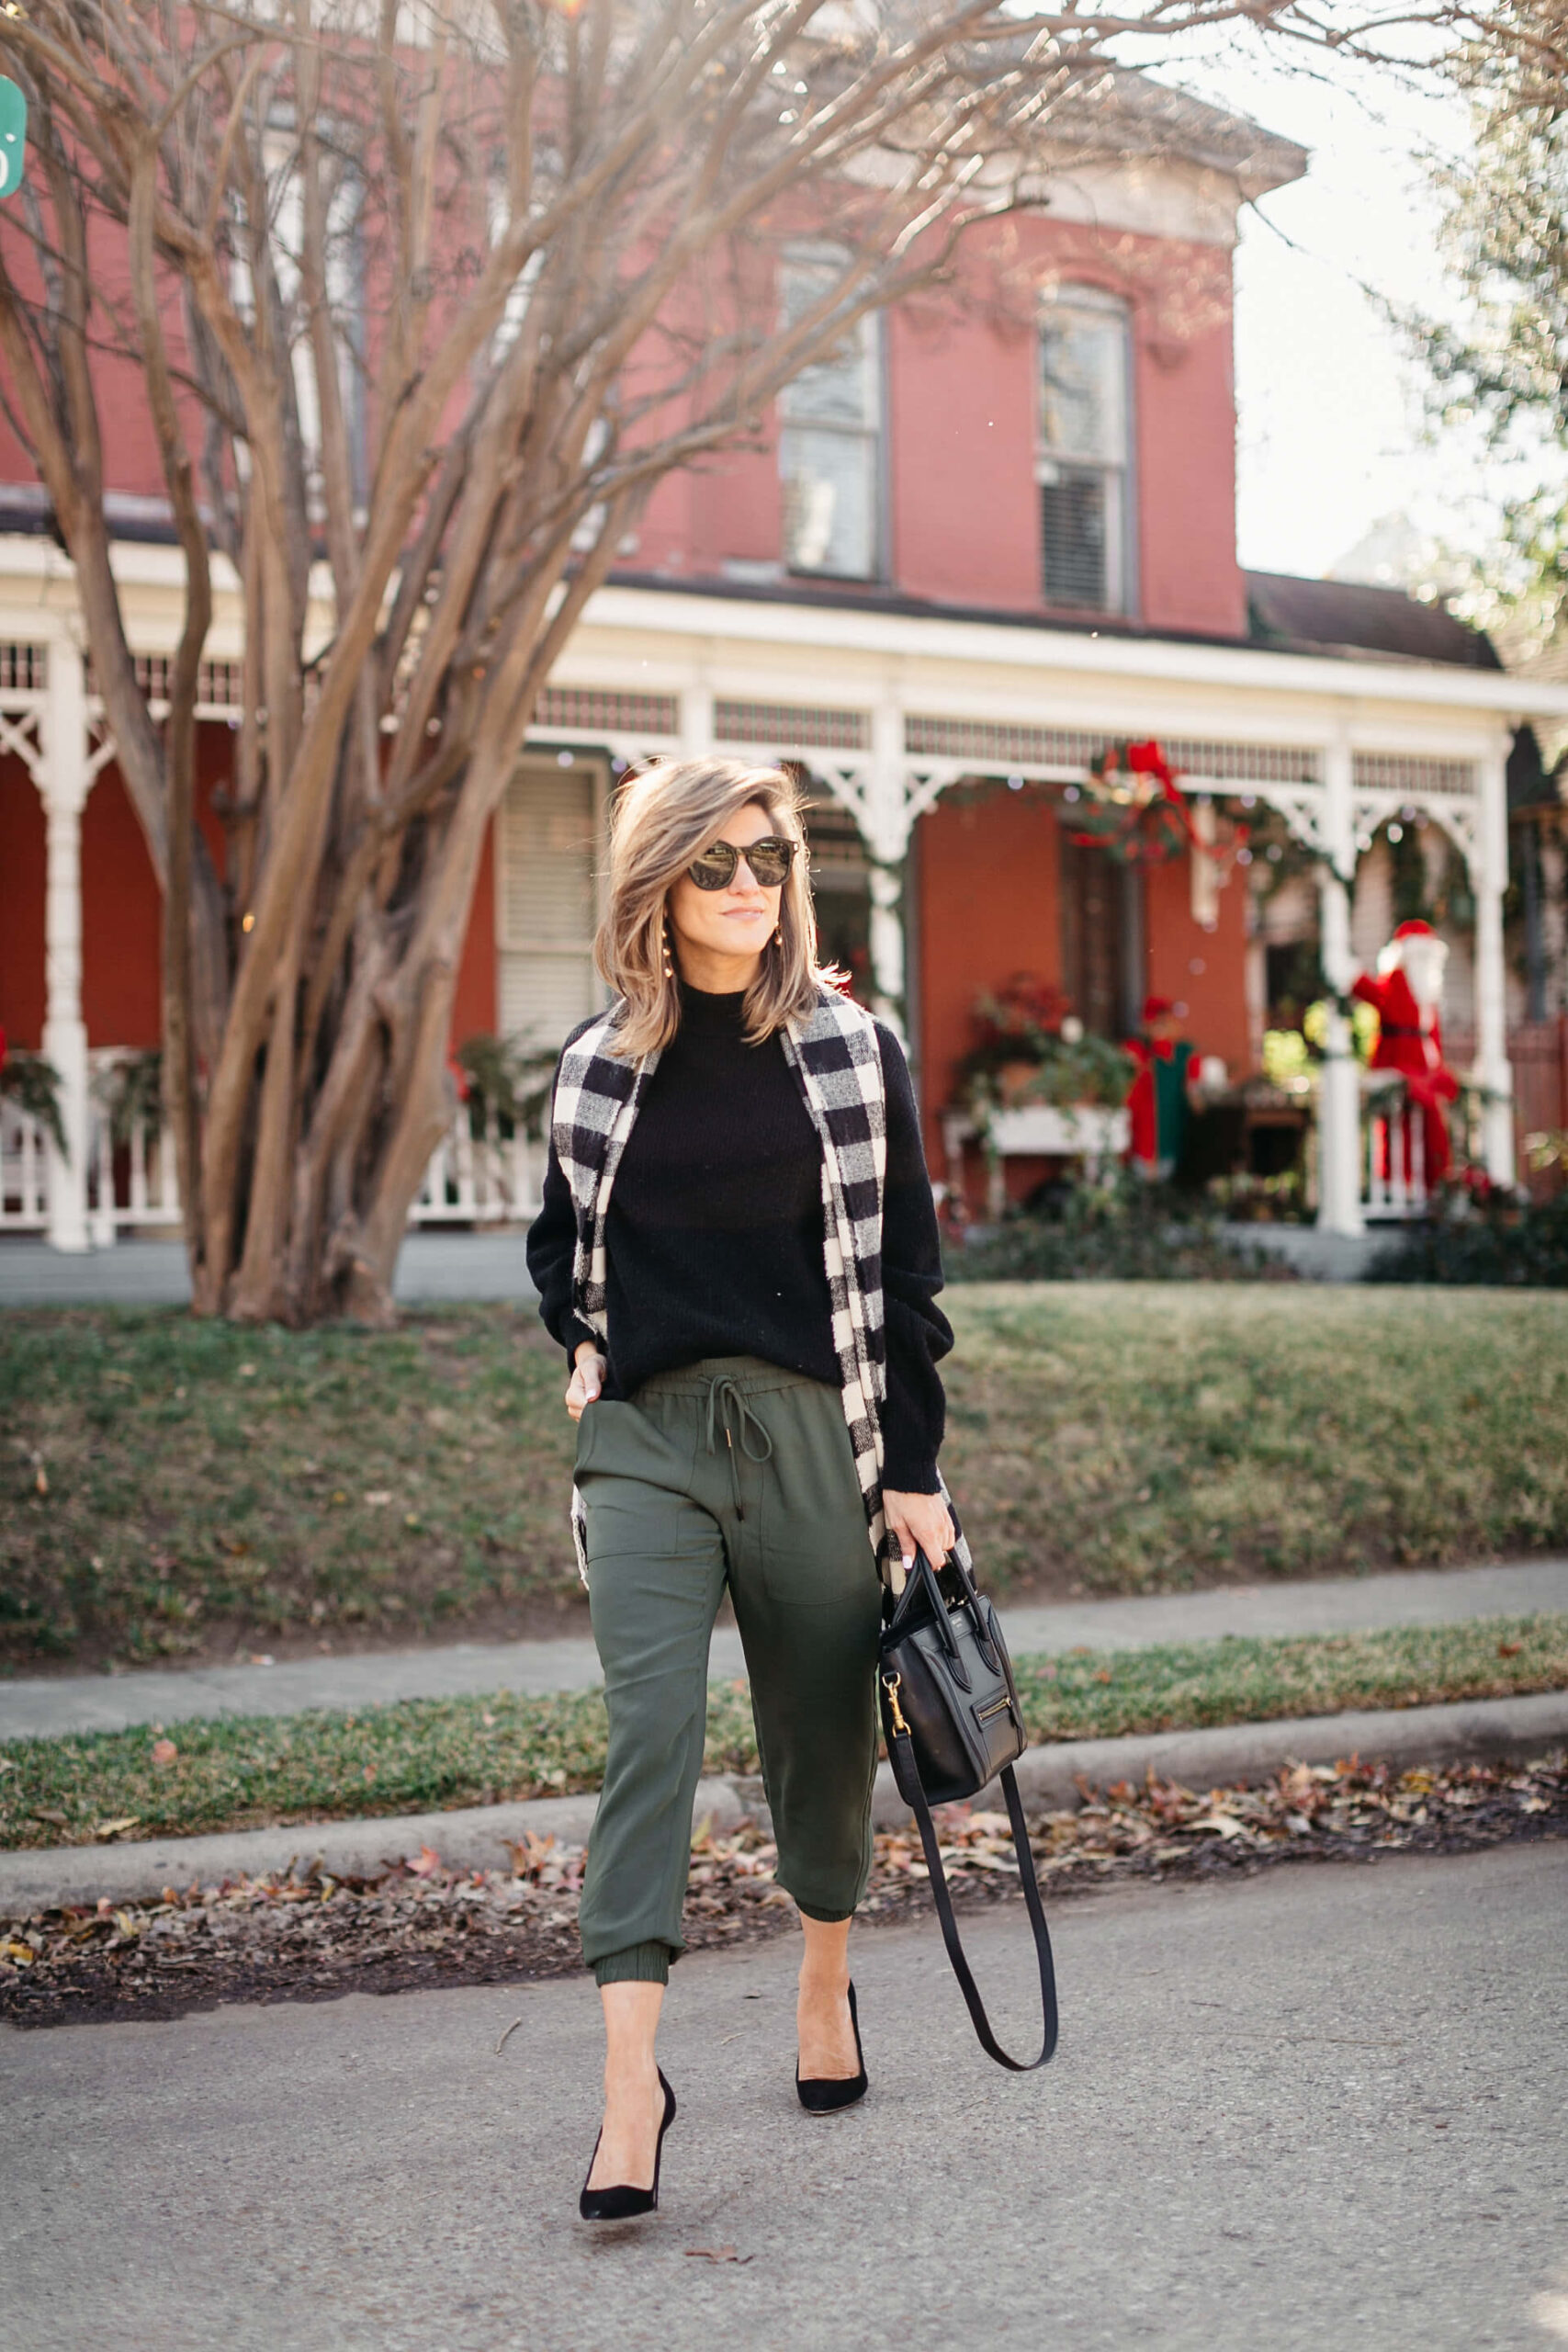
[565,1342,607,1422]
[883,1487,955,1579]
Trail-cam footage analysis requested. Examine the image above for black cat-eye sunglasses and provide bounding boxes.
[686,834,798,891]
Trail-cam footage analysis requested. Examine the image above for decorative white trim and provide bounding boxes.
[578,582,1568,722]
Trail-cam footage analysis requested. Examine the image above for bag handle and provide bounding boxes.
[886,1720,1059,2074]
[905,1540,1002,1683]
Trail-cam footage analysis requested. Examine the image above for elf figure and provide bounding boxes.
[1124,995,1194,1177]
[1350,919,1460,1189]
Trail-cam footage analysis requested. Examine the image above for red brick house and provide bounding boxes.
[3,77,1563,1253]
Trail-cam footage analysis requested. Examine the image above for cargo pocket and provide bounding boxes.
[575,1398,698,1562]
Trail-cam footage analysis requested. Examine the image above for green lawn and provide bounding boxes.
[2,1613,1562,1851]
[4,1287,1567,1668]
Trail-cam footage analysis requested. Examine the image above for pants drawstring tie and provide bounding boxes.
[702,1374,773,1519]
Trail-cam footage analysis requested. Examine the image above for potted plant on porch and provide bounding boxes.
[945,974,1134,1220]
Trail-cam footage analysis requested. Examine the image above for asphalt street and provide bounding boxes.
[6,1840,1566,2352]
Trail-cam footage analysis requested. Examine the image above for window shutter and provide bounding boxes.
[497,765,601,1048]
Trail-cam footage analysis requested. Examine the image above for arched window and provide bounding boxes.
[1037,288,1134,614]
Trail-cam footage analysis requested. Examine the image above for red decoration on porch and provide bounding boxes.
[1070,740,1249,884]
[1350,920,1460,1188]
[1123,997,1194,1170]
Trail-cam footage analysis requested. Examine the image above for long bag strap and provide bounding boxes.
[895,1736,1059,2073]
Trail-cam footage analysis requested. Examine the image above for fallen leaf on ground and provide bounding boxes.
[151,1740,178,1767]
[3,1750,1562,2027]
[93,1816,141,1840]
[684,2246,753,2265]
[408,1846,443,1878]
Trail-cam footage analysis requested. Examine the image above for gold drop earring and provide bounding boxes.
[661,914,675,979]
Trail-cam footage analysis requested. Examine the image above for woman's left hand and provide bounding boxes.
[883,1487,955,1580]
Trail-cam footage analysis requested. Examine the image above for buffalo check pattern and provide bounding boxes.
[550,981,970,1589]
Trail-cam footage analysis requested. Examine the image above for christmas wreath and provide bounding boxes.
[1069,740,1249,881]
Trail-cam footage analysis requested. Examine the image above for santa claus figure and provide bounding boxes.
[1350,919,1460,1188]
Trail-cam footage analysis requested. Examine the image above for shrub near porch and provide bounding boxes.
[2,1288,1566,1669]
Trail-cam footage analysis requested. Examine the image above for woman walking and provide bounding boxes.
[525,756,956,2219]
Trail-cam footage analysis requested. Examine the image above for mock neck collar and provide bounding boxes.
[676,976,750,1037]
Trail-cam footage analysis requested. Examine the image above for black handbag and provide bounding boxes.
[877,1539,1058,2072]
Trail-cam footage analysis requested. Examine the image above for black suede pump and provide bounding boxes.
[579,2070,677,2221]
[796,1981,868,2113]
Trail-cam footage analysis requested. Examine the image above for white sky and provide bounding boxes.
[1144,42,1498,580]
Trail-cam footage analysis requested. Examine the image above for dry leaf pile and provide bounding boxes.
[3,1749,1562,2030]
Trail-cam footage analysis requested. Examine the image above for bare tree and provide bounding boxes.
[0,0,1448,1322]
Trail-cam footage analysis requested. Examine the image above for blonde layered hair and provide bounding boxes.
[594,757,838,1058]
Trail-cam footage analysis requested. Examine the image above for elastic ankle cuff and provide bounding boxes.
[795,1901,854,1924]
[593,1940,672,1986]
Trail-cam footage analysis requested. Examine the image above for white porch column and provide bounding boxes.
[41,637,92,1252]
[862,704,911,1043]
[1315,733,1365,1238]
[680,676,714,758]
[1474,738,1516,1186]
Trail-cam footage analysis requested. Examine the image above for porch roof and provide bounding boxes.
[575,575,1568,728]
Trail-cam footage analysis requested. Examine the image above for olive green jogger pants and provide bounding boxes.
[573,1353,885,1987]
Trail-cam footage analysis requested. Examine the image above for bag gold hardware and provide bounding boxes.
[882,1671,911,1738]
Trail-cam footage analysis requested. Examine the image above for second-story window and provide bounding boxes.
[1038,288,1132,614]
[779,253,882,581]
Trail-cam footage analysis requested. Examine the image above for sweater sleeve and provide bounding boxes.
[525,1050,604,1367]
[874,1020,953,1495]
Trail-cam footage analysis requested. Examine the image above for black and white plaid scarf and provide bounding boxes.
[549,980,967,1589]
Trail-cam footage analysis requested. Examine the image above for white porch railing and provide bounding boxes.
[3,1071,544,1246]
[0,1096,51,1230]
[411,1110,545,1225]
[86,1048,181,1240]
[1361,1086,1429,1220]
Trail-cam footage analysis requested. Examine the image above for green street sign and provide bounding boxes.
[0,77,27,200]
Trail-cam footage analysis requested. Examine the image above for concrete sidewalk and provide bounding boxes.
[5,1556,1564,1744]
[5,1843,1564,2351]
[0,1230,538,1309]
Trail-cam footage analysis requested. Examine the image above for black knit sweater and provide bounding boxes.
[525,978,952,1492]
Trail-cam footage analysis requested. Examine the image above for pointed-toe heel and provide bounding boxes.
[579,2069,677,2221]
[796,1980,868,2114]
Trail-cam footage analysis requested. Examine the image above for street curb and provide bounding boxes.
[4,1692,1565,1918]
[0,1776,752,1917]
[890,1689,1568,1832]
